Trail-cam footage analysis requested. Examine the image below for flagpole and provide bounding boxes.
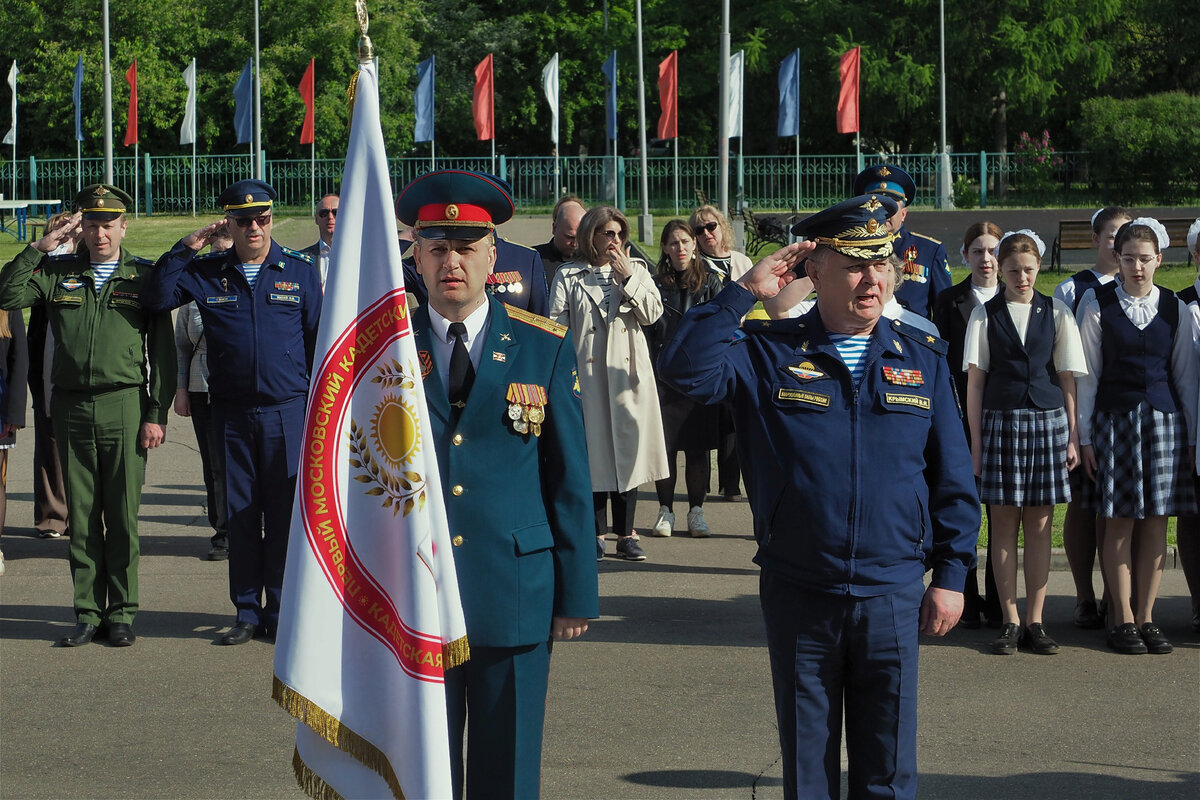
[793,49,800,212]
[673,138,679,215]
[717,0,729,215]
[133,143,139,218]
[192,140,197,216]
[253,0,263,179]
[310,140,315,214]
[102,0,113,184]
[77,141,82,192]
[634,0,651,243]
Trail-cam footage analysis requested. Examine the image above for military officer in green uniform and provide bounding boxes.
[0,184,174,647]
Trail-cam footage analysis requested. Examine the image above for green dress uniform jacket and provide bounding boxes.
[0,245,176,626]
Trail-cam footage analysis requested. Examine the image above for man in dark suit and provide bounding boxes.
[534,195,586,292]
[397,169,598,800]
[300,193,338,289]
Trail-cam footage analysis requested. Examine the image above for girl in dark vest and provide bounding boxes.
[1076,218,1197,655]
[963,231,1086,656]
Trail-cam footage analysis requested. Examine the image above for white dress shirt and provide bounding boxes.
[426,301,491,396]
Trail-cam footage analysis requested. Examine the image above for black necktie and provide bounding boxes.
[447,322,475,413]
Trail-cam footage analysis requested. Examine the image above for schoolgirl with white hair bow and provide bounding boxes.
[1074,217,1198,656]
[962,230,1088,657]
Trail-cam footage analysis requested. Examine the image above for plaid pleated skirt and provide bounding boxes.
[980,407,1071,507]
[1092,402,1196,518]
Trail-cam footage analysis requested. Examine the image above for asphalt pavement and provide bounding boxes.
[1,417,1197,799]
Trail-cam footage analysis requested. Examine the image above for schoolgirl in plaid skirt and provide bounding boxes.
[1076,218,1198,655]
[963,231,1088,655]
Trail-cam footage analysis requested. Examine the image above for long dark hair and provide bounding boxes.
[656,219,709,293]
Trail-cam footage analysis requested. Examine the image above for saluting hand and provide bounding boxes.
[736,241,815,300]
[32,211,82,254]
[550,616,589,641]
[139,422,166,450]
[182,219,230,252]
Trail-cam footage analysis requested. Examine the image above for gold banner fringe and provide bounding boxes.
[346,70,361,129]
[273,675,407,800]
[293,747,347,800]
[442,635,470,669]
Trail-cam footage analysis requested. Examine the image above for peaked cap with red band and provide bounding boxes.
[395,169,515,242]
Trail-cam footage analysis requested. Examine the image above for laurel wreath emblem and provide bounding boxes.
[347,361,426,517]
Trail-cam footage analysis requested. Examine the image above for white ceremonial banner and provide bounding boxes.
[728,50,745,139]
[180,59,197,146]
[272,58,468,800]
[542,54,559,146]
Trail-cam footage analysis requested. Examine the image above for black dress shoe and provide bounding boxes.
[108,623,136,647]
[207,544,229,561]
[1020,623,1060,655]
[1139,623,1172,654]
[1107,622,1148,654]
[991,623,1020,655]
[60,623,98,647]
[221,622,257,645]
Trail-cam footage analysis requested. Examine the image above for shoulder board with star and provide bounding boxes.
[505,305,567,338]
[195,250,227,262]
[889,318,948,355]
[48,252,81,263]
[911,232,943,245]
[498,237,537,255]
[133,256,156,268]
[281,246,313,264]
[741,317,805,336]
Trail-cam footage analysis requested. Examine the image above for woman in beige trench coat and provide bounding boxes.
[550,206,670,562]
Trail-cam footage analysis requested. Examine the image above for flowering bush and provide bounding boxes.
[1014,130,1064,199]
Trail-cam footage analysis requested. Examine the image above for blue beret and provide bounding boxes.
[219,179,276,217]
[853,164,915,206]
[396,170,514,242]
[791,194,898,260]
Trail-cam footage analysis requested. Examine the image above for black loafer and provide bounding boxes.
[1020,623,1060,655]
[1107,622,1148,654]
[108,623,136,647]
[60,623,98,647]
[1073,599,1103,629]
[1139,623,1172,654]
[220,622,257,646]
[991,622,1020,655]
[207,544,229,561]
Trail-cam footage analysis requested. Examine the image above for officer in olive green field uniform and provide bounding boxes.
[0,184,175,648]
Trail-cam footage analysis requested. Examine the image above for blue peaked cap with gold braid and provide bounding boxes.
[790,194,899,260]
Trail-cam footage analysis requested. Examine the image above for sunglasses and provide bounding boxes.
[317,208,338,219]
[693,221,719,235]
[230,214,271,229]
[596,229,623,241]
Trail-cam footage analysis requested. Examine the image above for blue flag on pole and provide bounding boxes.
[777,49,800,138]
[414,56,435,144]
[602,51,617,141]
[234,59,253,144]
[73,55,84,142]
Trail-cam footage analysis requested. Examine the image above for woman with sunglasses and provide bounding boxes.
[549,206,669,562]
[689,205,752,501]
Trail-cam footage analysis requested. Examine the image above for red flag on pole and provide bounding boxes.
[123,60,138,146]
[836,47,860,134]
[298,58,315,145]
[472,54,494,141]
[657,51,678,140]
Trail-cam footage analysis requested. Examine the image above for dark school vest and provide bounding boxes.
[1068,270,1104,313]
[1095,285,1180,414]
[1177,284,1198,306]
[982,292,1064,410]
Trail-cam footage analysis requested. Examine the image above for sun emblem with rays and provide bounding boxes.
[347,361,427,516]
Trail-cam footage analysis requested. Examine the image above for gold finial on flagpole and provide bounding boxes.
[356,0,374,62]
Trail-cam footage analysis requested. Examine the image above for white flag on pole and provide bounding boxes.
[542,54,559,146]
[180,59,197,146]
[2,61,17,146]
[272,57,469,800]
[728,50,744,139]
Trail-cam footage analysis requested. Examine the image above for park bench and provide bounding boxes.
[741,207,790,257]
[1051,217,1196,272]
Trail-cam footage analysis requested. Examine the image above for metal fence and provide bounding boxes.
[0,150,1174,216]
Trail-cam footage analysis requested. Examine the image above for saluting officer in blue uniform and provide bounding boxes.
[145,179,322,645]
[854,164,951,319]
[659,195,979,800]
[399,170,599,800]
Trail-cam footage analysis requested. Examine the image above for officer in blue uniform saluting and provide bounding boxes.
[399,169,599,800]
[659,194,979,800]
[853,163,951,318]
[144,179,322,645]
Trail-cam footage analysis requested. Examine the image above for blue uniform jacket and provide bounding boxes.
[892,227,952,319]
[403,237,549,316]
[658,284,979,596]
[145,240,322,407]
[413,298,599,647]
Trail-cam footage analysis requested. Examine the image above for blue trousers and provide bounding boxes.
[212,399,304,630]
[444,641,551,800]
[760,571,923,800]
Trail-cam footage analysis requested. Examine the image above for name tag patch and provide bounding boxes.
[269,293,301,304]
[885,392,930,410]
[206,294,238,305]
[778,388,830,407]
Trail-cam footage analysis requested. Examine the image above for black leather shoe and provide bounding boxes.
[1020,623,1060,655]
[207,544,229,561]
[60,623,98,647]
[108,623,136,647]
[1107,622,1148,654]
[1139,623,1172,654]
[990,623,1020,655]
[1073,599,1103,629]
[221,622,257,645]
